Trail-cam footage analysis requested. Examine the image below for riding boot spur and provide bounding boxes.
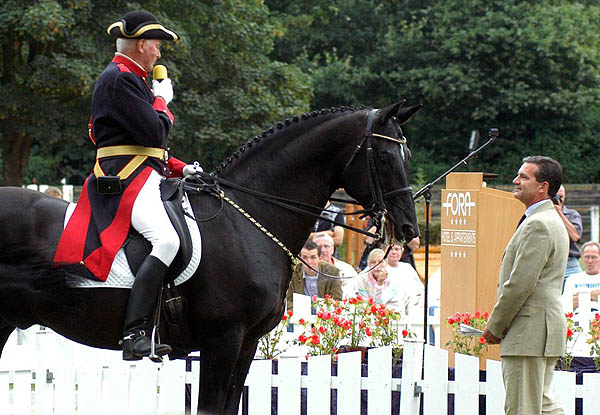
[122,255,172,361]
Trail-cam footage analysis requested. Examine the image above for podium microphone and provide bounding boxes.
[152,65,168,81]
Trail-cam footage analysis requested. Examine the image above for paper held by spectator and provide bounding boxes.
[458,323,484,336]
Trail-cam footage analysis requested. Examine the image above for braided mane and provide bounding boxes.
[213,105,367,174]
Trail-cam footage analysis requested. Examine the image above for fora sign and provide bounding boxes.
[442,192,475,217]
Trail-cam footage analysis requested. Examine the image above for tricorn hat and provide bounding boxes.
[107,10,179,41]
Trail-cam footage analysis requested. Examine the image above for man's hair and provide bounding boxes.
[522,155,563,197]
[116,38,138,53]
[303,240,321,256]
[44,186,62,198]
[582,241,600,255]
[313,233,334,246]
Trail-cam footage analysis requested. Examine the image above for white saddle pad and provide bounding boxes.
[67,193,202,289]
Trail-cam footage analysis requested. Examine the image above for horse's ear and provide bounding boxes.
[377,100,406,125]
[394,103,423,125]
[377,101,422,125]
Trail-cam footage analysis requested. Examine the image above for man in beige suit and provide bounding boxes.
[483,156,568,415]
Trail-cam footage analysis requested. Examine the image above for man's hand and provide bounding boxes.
[483,327,501,345]
[152,78,174,104]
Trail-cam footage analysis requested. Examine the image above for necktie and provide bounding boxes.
[516,214,526,229]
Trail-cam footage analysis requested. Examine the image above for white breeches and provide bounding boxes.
[130,170,180,266]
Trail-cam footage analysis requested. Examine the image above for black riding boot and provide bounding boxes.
[122,255,172,361]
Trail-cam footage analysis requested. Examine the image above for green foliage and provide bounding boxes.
[4,0,600,186]
[1,0,311,185]
[270,0,600,184]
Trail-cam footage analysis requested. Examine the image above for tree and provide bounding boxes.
[1,0,312,186]
[268,0,600,183]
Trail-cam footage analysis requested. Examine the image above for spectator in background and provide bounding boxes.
[554,185,582,289]
[286,241,342,311]
[358,215,420,270]
[309,201,345,257]
[313,233,358,298]
[356,248,408,314]
[563,241,600,312]
[385,244,424,316]
[44,186,63,199]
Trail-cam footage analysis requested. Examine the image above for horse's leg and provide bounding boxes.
[0,322,15,358]
[222,340,259,414]
[197,327,244,415]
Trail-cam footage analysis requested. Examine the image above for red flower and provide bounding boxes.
[282,315,288,321]
[325,294,331,300]
[298,334,307,343]
[402,329,409,338]
[312,295,318,302]
[318,326,327,334]
[299,318,305,325]
[368,298,375,304]
[356,294,363,301]
[567,328,574,339]
[479,337,486,344]
[287,310,294,317]
[311,334,320,344]
[365,327,372,336]
[448,317,455,325]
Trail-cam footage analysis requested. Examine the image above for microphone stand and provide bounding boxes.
[412,128,499,346]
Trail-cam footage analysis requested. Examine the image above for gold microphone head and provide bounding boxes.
[152,65,168,80]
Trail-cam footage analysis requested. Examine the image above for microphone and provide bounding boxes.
[152,65,168,81]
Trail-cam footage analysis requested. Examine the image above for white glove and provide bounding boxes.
[183,162,204,178]
[152,78,174,105]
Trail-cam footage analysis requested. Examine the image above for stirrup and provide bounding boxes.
[149,286,165,363]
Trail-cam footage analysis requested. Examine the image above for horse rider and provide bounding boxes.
[54,10,200,360]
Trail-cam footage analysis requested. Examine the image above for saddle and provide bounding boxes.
[123,178,193,282]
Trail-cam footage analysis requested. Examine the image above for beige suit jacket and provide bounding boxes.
[486,200,569,357]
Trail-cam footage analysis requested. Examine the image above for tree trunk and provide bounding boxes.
[1,125,32,186]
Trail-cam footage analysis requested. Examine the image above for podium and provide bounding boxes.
[440,173,524,365]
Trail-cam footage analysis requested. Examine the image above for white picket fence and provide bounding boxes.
[2,327,600,414]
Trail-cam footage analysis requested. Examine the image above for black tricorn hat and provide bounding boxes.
[107,10,179,41]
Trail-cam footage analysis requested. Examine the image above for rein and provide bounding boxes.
[182,108,413,275]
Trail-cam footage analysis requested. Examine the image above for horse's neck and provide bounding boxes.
[214,112,360,251]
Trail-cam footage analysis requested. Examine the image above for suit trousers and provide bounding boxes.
[502,356,565,415]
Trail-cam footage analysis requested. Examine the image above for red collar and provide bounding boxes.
[112,54,148,78]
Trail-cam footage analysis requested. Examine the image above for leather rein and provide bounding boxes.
[184,109,413,242]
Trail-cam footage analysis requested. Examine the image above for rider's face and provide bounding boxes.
[137,39,162,72]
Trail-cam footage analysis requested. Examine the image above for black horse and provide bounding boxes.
[0,102,420,414]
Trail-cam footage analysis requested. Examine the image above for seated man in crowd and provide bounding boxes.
[286,241,342,311]
[313,233,358,298]
[385,244,424,316]
[356,248,407,313]
[563,241,600,312]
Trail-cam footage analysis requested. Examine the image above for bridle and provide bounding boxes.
[337,109,413,242]
[185,108,413,243]
[182,108,414,275]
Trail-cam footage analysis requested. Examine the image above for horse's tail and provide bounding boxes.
[0,246,83,328]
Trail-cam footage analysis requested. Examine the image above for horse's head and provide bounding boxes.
[340,101,421,245]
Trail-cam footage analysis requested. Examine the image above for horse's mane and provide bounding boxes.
[213,105,368,174]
